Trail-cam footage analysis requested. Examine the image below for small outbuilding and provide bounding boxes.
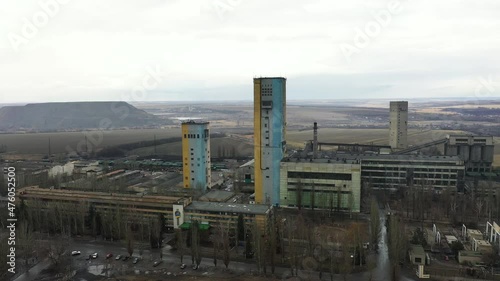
[458,251,483,265]
[409,244,426,265]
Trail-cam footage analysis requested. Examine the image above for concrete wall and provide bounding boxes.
[279,161,361,212]
[254,77,286,206]
[389,101,408,150]
[182,122,211,190]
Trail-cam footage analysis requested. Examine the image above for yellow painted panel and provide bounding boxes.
[182,123,190,188]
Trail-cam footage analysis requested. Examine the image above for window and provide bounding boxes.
[184,134,187,138]
[288,172,352,181]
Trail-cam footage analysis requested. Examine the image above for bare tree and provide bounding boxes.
[45,236,70,267]
[222,224,230,269]
[176,229,185,263]
[191,220,201,267]
[387,214,407,281]
[370,198,381,250]
[296,179,303,210]
[126,227,134,257]
[267,214,277,274]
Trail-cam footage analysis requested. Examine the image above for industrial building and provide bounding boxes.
[182,121,211,191]
[253,77,286,206]
[444,135,495,173]
[15,186,271,231]
[389,101,408,150]
[359,154,465,190]
[16,186,191,227]
[409,244,426,265]
[184,201,271,230]
[279,158,361,212]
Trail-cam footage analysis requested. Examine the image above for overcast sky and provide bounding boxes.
[1,0,500,103]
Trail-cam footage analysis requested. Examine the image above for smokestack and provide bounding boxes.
[313,122,318,158]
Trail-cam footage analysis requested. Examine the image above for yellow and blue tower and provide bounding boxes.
[182,121,211,191]
[253,77,286,206]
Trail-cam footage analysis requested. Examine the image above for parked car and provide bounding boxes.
[132,257,139,264]
[192,264,198,270]
[106,253,113,259]
[180,263,186,269]
[71,251,81,256]
[153,260,162,267]
[91,253,98,259]
[115,255,122,260]
[122,256,129,261]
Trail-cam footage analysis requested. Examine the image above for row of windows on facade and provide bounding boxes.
[285,189,353,194]
[184,133,208,139]
[364,173,458,179]
[287,171,353,181]
[184,134,204,139]
[286,182,350,188]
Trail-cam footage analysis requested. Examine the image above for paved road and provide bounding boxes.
[11,259,51,281]
[11,207,419,281]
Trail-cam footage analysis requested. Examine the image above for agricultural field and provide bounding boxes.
[0,128,182,154]
[127,136,253,158]
[286,128,467,148]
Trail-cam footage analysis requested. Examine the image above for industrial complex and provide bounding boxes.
[11,77,497,220]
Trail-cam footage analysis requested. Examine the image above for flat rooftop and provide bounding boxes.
[182,120,209,125]
[199,190,235,202]
[475,240,491,246]
[459,251,482,257]
[17,186,189,206]
[186,201,270,215]
[410,244,425,255]
[283,153,462,164]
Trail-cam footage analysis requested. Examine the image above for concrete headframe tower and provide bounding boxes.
[182,121,211,191]
[389,101,408,150]
[253,77,286,206]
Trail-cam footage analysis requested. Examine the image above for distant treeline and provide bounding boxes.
[96,133,228,158]
[443,107,500,116]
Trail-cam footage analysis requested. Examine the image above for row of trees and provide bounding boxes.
[17,198,164,245]
[393,180,500,226]
[294,179,357,219]
[172,210,374,280]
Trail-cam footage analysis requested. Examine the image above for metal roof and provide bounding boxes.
[186,201,270,215]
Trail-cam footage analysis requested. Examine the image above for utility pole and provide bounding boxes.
[154,135,157,154]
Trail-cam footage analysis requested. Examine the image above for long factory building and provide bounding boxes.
[16,186,271,230]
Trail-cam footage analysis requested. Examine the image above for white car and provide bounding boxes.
[71,251,81,256]
[91,253,98,259]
